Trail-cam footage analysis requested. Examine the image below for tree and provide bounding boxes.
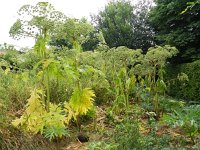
[94,0,154,52]
[149,0,200,63]
[81,30,102,51]
[50,18,99,51]
[132,0,155,51]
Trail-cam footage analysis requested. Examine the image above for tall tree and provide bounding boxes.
[149,0,200,63]
[50,18,98,51]
[94,0,154,52]
[133,0,155,51]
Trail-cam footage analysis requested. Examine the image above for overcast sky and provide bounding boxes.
[0,0,109,48]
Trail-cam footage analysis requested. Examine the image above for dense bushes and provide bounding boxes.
[1,44,199,148]
[166,60,200,102]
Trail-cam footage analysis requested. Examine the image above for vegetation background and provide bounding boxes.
[0,0,200,149]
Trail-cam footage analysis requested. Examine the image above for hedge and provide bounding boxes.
[165,60,200,102]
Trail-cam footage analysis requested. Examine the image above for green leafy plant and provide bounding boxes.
[181,1,200,14]
[34,58,62,110]
[162,105,200,144]
[159,96,185,113]
[112,67,136,113]
[166,60,200,102]
[143,45,178,118]
[64,88,95,129]
[113,118,144,150]
[86,141,118,150]
[44,126,69,141]
[11,89,69,140]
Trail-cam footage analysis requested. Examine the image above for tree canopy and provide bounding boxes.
[50,18,100,51]
[149,0,200,63]
[94,0,154,52]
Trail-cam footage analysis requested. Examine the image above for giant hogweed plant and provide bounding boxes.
[12,20,97,140]
[103,45,178,117]
[9,2,67,111]
[12,73,96,139]
[9,2,66,40]
[64,88,95,130]
[63,41,97,130]
[62,50,110,106]
[37,38,96,129]
[11,89,69,140]
[142,45,178,118]
[34,57,63,111]
[11,51,96,137]
[102,47,143,114]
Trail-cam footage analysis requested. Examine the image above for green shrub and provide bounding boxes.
[113,118,144,150]
[166,60,200,102]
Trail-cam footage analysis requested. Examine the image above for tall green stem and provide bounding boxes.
[45,68,50,111]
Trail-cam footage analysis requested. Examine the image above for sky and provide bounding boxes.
[0,0,109,49]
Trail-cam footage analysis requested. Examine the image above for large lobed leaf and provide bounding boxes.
[64,88,95,124]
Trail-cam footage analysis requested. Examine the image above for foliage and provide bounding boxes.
[181,0,200,14]
[113,118,144,150]
[0,45,40,71]
[165,60,200,102]
[11,89,45,133]
[50,18,97,51]
[9,2,66,40]
[0,70,33,124]
[98,46,143,113]
[43,126,69,141]
[76,51,110,104]
[89,45,178,116]
[0,49,20,69]
[3,2,200,149]
[11,89,69,140]
[35,57,62,109]
[94,0,154,51]
[162,105,200,144]
[17,51,40,70]
[112,67,136,113]
[86,141,118,150]
[159,96,185,113]
[68,88,95,116]
[81,30,103,51]
[132,0,155,51]
[34,34,49,58]
[145,45,178,67]
[64,88,95,126]
[138,45,178,117]
[102,46,143,84]
[149,0,200,62]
